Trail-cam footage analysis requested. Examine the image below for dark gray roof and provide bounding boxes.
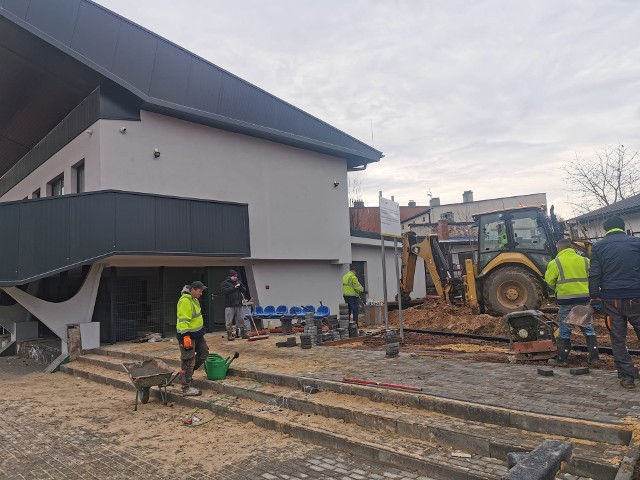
[571,193,640,222]
[0,0,382,177]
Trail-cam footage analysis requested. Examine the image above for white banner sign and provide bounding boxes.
[379,196,401,238]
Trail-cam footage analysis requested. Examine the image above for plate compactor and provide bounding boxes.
[505,310,559,360]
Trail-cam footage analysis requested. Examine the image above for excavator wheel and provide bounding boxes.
[482,267,544,316]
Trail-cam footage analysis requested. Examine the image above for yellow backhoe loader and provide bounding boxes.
[400,206,590,316]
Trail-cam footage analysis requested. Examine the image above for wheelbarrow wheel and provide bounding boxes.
[140,387,150,404]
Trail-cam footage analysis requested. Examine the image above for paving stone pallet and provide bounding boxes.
[63,349,638,480]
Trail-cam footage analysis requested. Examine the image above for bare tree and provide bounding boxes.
[565,144,640,214]
[348,174,365,230]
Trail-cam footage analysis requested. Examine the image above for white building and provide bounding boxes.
[0,2,382,353]
[568,194,640,240]
[402,191,548,236]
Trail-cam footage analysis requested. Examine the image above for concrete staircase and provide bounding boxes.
[60,349,637,480]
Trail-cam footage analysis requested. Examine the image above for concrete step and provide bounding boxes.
[61,359,509,480]
[87,347,632,444]
[77,352,627,479]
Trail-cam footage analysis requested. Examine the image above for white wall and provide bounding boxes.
[351,237,427,302]
[98,111,352,264]
[576,212,640,239]
[248,260,343,315]
[1,121,101,201]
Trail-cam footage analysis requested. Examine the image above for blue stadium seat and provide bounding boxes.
[314,306,330,319]
[274,305,288,318]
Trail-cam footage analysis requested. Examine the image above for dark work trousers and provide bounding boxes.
[344,296,360,327]
[603,298,640,380]
[179,336,209,386]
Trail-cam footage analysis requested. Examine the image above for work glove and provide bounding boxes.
[590,298,602,313]
[182,335,192,350]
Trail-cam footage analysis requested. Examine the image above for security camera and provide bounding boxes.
[119,127,127,134]
[154,148,160,158]
[84,129,93,135]
[333,181,340,188]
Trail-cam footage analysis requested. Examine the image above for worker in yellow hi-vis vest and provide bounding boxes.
[176,281,209,396]
[342,266,364,327]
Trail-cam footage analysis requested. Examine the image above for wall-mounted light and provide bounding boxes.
[154,148,161,158]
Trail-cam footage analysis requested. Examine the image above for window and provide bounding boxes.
[49,175,64,197]
[32,189,40,199]
[74,161,85,193]
[510,210,547,251]
[479,213,507,252]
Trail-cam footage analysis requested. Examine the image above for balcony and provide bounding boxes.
[0,190,250,286]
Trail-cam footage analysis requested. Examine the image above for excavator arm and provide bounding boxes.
[400,232,452,303]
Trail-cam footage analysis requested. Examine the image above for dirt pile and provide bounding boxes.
[388,300,510,337]
[387,299,640,348]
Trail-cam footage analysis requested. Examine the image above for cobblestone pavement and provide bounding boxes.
[0,414,430,480]
[0,358,430,480]
[111,334,640,425]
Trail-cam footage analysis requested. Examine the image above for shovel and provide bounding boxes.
[563,305,594,326]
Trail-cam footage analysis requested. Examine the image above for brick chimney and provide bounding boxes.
[437,219,449,240]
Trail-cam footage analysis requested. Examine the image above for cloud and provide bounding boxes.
[96,0,640,217]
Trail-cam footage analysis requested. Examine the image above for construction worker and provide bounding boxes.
[589,216,640,389]
[545,238,599,367]
[176,281,209,396]
[342,266,364,327]
[221,270,248,341]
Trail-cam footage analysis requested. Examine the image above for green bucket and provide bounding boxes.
[204,353,228,380]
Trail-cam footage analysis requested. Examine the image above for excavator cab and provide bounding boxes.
[475,207,557,315]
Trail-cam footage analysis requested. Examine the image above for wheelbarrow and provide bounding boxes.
[122,359,181,411]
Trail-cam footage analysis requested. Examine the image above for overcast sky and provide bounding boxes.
[96,0,640,218]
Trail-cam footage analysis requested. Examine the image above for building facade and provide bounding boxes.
[0,1,382,353]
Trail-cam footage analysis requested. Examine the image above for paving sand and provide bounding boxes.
[0,357,303,476]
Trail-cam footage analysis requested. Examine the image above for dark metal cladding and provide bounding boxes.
[0,0,382,177]
[0,191,251,286]
[0,85,140,197]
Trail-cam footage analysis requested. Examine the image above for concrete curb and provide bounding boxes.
[59,363,499,480]
[614,432,640,480]
[76,353,623,479]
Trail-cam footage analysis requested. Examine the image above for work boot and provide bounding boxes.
[226,327,235,341]
[620,377,636,389]
[548,338,571,367]
[585,335,600,367]
[240,327,249,339]
[182,384,202,396]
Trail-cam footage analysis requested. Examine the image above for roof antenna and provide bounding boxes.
[370,119,375,147]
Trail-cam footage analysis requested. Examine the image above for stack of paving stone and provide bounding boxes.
[300,333,312,349]
[303,313,317,346]
[281,317,293,335]
[316,316,323,345]
[327,315,339,331]
[337,328,348,340]
[338,303,350,331]
[348,322,358,338]
[384,329,400,357]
